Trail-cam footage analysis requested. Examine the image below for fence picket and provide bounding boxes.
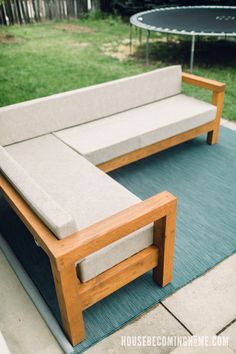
[0,0,99,24]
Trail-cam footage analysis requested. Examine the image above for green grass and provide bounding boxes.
[0,18,236,121]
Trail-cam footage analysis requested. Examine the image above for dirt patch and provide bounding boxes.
[103,39,134,61]
[103,39,146,61]
[55,24,95,33]
[103,36,180,61]
[71,42,90,49]
[0,33,21,44]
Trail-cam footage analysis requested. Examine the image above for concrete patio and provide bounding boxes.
[0,119,235,354]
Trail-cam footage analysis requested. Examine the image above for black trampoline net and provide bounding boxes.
[139,8,236,34]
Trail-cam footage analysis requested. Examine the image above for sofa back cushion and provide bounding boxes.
[0,65,182,146]
[0,145,78,239]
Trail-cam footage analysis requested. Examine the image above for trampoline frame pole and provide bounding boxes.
[146,30,150,65]
[139,28,142,45]
[129,23,133,54]
[190,34,196,73]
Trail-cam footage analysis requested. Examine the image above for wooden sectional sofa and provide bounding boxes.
[0,66,225,345]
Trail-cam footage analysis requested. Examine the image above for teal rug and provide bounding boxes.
[0,126,236,353]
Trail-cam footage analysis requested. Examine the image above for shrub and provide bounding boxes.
[101,0,236,15]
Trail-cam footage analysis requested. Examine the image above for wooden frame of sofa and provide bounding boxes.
[98,73,225,172]
[0,72,225,346]
[0,177,177,346]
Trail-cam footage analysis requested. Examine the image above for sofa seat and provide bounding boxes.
[54,94,217,165]
[5,135,153,282]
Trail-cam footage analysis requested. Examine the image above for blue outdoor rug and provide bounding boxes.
[0,126,236,353]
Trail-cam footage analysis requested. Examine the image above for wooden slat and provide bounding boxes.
[0,174,176,270]
[54,192,176,269]
[79,245,159,310]
[97,122,214,173]
[153,210,176,286]
[207,90,225,145]
[50,261,86,346]
[182,72,225,92]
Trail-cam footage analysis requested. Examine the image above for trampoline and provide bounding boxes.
[130,6,236,71]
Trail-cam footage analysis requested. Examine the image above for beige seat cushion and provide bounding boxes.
[6,135,153,282]
[54,94,217,165]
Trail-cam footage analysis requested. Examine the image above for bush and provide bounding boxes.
[101,0,236,16]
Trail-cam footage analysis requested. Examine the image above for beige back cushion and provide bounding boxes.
[0,66,182,146]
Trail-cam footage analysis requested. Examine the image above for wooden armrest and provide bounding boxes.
[54,191,177,269]
[182,72,225,92]
[0,174,176,271]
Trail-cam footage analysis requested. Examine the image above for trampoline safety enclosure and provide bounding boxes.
[130,6,236,71]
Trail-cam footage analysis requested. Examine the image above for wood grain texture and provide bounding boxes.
[207,91,225,145]
[54,191,177,270]
[79,245,159,310]
[0,177,175,269]
[182,72,225,146]
[153,211,176,286]
[182,72,225,92]
[50,261,85,346]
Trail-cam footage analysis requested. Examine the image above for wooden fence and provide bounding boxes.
[0,0,100,25]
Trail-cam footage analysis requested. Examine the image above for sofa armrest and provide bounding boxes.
[54,191,177,270]
[182,72,225,93]
[0,146,77,239]
[182,72,225,145]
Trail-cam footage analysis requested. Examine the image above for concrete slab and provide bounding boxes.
[162,254,236,334]
[221,119,236,131]
[220,321,236,353]
[0,250,64,354]
[0,331,11,354]
[170,329,235,354]
[170,345,234,354]
[85,304,190,354]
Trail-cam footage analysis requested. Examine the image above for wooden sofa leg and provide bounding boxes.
[207,90,225,145]
[207,130,219,145]
[152,210,176,287]
[50,261,86,346]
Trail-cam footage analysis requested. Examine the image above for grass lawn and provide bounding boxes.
[0,17,236,121]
